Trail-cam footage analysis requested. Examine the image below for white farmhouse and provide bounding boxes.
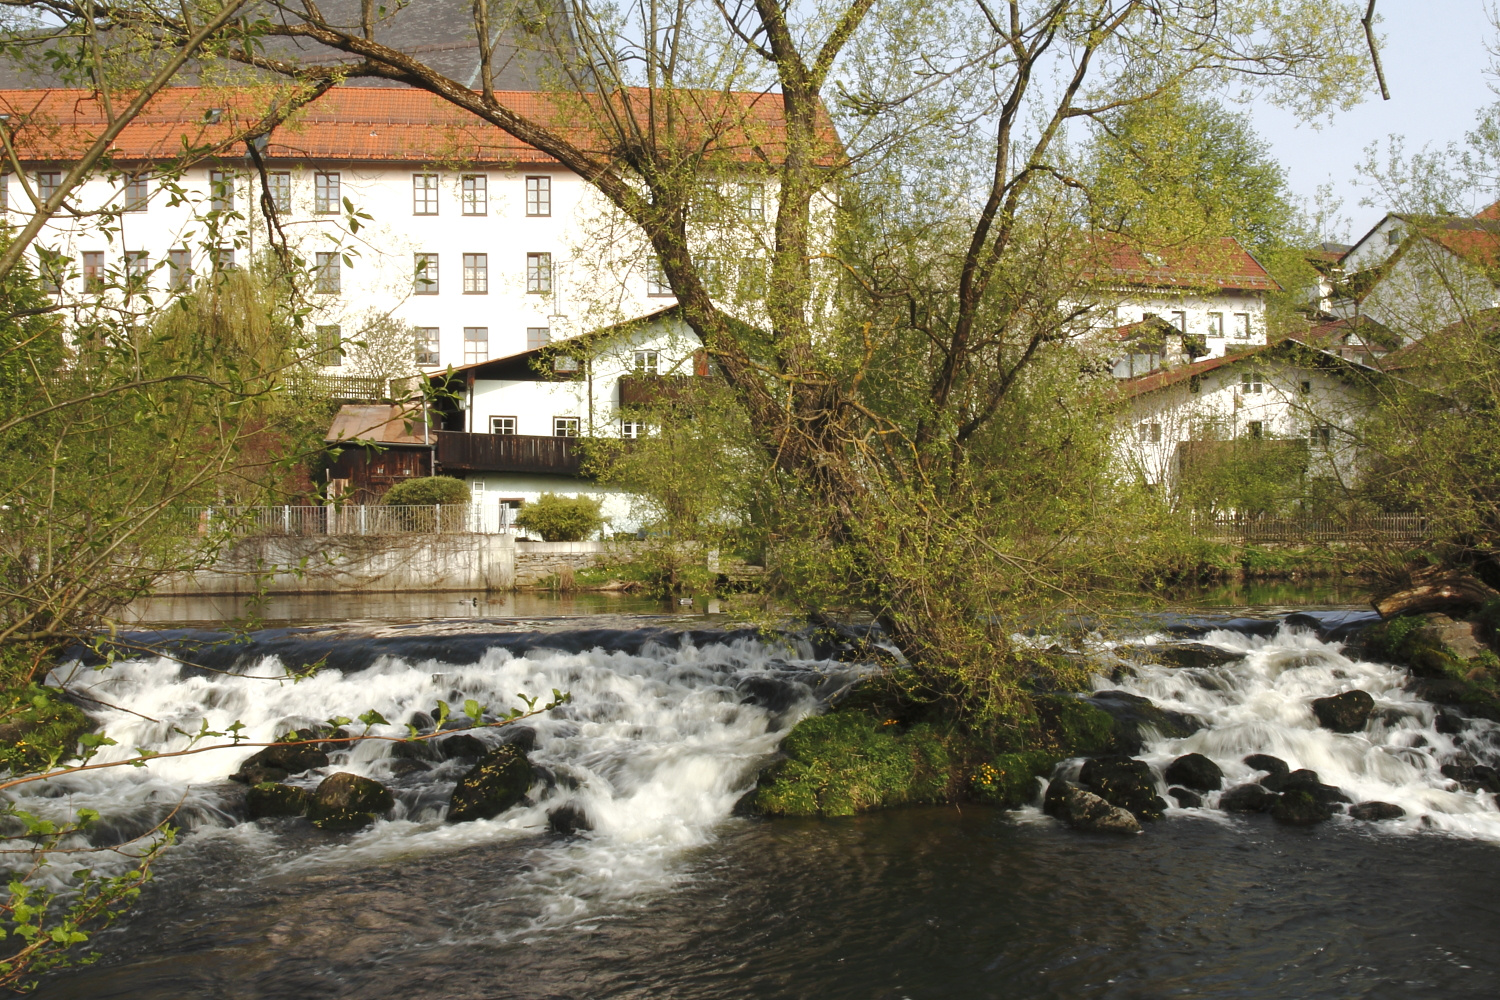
[1115,337,1381,496]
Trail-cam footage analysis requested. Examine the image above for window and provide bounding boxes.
[208,169,234,212]
[38,258,63,294]
[315,324,342,366]
[413,173,439,215]
[82,251,104,292]
[621,420,645,439]
[461,174,487,215]
[37,171,61,204]
[1137,422,1161,444]
[414,253,439,294]
[1386,228,1402,246]
[314,171,341,214]
[553,416,580,437]
[415,327,440,366]
[526,175,551,216]
[552,355,580,373]
[210,247,235,271]
[1170,311,1187,333]
[526,252,552,293]
[1309,424,1333,448]
[490,416,517,435]
[526,327,551,350]
[462,254,488,294]
[123,175,149,213]
[698,255,728,296]
[464,326,488,364]
[647,259,671,297]
[1234,313,1251,339]
[738,182,765,221]
[168,249,192,290]
[1240,371,1263,394]
[1206,312,1224,338]
[1299,380,1312,395]
[125,250,149,288]
[267,171,291,213]
[633,349,660,375]
[0,173,8,212]
[314,252,341,294]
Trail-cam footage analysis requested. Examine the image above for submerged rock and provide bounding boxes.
[1263,768,1350,806]
[1271,789,1335,826]
[1350,801,1406,821]
[1140,643,1245,669]
[247,781,310,819]
[1168,786,1203,808]
[390,739,440,763]
[1165,753,1223,792]
[437,734,487,760]
[1082,691,1201,755]
[1220,784,1276,813]
[1043,780,1140,835]
[448,743,534,823]
[1312,690,1375,733]
[1078,755,1167,821]
[1441,763,1500,794]
[1244,753,1290,779]
[307,772,394,831]
[547,802,592,835]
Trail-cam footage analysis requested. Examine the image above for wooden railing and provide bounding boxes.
[1194,513,1430,544]
[436,432,583,475]
[618,374,704,407]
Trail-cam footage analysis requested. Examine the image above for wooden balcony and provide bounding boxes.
[436,432,583,476]
[618,374,704,407]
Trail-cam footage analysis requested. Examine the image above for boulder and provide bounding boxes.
[1082,691,1201,755]
[1271,789,1335,826]
[306,772,394,831]
[1373,569,1499,619]
[231,764,289,786]
[497,726,538,755]
[1164,753,1223,792]
[547,803,592,835]
[1140,643,1244,669]
[1043,780,1141,835]
[437,733,488,760]
[1078,755,1168,821]
[1270,768,1350,807]
[447,743,534,823]
[1168,786,1203,808]
[390,739,440,763]
[1417,615,1489,661]
[230,740,329,782]
[1312,690,1375,733]
[247,782,310,819]
[1350,801,1406,821]
[1220,783,1277,812]
[1244,754,1290,779]
[387,758,431,778]
[1441,763,1500,794]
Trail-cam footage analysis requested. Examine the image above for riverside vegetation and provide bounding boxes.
[1,0,1497,987]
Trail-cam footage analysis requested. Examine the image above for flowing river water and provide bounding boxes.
[26,601,1500,998]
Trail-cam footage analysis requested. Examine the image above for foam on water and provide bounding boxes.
[31,631,857,929]
[1103,622,1500,839]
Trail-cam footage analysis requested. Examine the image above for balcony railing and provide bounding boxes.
[618,374,705,407]
[188,504,514,536]
[436,431,583,475]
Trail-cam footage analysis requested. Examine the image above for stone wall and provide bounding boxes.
[156,533,516,595]
[514,540,610,587]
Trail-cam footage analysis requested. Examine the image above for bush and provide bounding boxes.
[380,476,470,506]
[515,493,603,541]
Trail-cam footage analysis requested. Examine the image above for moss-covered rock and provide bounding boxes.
[247,782,310,819]
[1362,609,1500,721]
[753,713,958,817]
[1032,694,1115,756]
[970,752,1056,808]
[307,772,394,831]
[0,684,91,774]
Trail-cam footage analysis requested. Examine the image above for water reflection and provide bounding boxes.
[123,590,673,625]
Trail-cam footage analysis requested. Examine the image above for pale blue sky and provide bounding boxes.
[1248,0,1496,240]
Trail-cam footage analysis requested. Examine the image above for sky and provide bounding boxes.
[1247,0,1496,242]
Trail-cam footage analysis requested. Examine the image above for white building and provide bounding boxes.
[1115,337,1381,497]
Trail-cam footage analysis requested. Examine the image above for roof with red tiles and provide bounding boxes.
[0,85,841,167]
[1086,235,1281,293]
[325,403,433,445]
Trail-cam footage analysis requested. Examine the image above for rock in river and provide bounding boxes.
[1350,801,1406,822]
[247,782,309,819]
[448,742,534,823]
[1082,691,1201,755]
[1244,753,1289,780]
[1165,753,1223,792]
[1271,789,1335,826]
[1220,783,1276,813]
[306,772,394,831]
[230,741,329,783]
[1078,755,1167,821]
[1312,690,1375,733]
[1043,780,1141,835]
[1168,786,1203,808]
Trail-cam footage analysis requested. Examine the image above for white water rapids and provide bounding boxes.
[13,613,1500,938]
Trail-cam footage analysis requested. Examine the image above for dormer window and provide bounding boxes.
[1386,228,1401,246]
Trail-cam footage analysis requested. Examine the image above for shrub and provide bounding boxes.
[515,493,603,541]
[380,476,470,506]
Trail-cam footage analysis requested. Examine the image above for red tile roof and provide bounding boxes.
[0,85,841,167]
[325,403,433,445]
[1087,235,1281,292]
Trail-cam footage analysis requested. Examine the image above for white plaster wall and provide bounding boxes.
[1097,289,1270,358]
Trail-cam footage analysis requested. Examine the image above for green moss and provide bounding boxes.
[0,684,91,775]
[1033,694,1115,756]
[970,752,1056,808]
[753,713,957,817]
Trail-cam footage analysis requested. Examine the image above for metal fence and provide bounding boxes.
[1194,513,1430,544]
[190,503,514,536]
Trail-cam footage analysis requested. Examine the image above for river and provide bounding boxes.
[27,596,1500,998]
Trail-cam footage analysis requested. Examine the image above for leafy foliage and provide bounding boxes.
[380,476,470,506]
[514,493,604,542]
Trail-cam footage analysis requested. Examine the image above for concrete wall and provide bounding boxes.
[157,533,515,595]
